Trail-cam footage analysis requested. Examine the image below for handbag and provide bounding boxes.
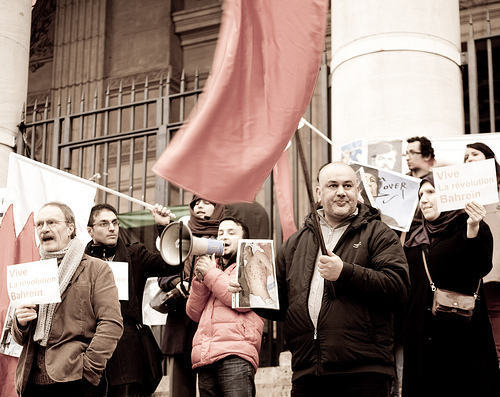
[135,322,164,395]
[150,286,187,314]
[422,251,480,323]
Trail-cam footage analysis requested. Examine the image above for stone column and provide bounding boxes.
[0,0,32,187]
[330,0,463,150]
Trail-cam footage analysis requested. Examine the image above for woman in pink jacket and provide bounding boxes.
[186,217,265,397]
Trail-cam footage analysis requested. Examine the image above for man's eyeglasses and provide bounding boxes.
[404,150,422,157]
[92,220,120,228]
[35,219,68,230]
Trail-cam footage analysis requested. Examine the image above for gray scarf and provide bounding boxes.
[34,238,84,346]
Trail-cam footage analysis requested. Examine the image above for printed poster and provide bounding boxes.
[233,239,279,310]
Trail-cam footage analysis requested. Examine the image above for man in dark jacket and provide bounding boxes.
[255,162,410,396]
[84,203,180,397]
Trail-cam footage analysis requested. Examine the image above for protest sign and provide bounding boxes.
[107,262,129,301]
[0,305,22,358]
[233,239,279,310]
[433,159,499,212]
[6,259,60,307]
[351,163,421,232]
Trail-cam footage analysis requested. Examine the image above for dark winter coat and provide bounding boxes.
[256,203,410,381]
[403,213,500,397]
[85,238,180,388]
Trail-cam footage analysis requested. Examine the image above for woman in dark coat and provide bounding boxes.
[402,174,500,397]
[158,196,225,397]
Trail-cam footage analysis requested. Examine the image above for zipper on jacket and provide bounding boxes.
[315,329,322,375]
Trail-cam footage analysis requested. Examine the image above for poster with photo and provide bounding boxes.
[0,304,23,358]
[351,163,421,232]
[233,239,279,310]
[367,139,403,173]
[341,139,365,164]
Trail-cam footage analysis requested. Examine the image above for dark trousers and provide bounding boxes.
[24,377,102,397]
[167,354,197,397]
[107,382,143,397]
[484,281,500,366]
[291,372,392,397]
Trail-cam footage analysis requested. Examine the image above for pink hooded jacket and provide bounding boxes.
[186,263,265,371]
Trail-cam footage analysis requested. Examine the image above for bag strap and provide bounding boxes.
[421,250,437,292]
[421,250,481,299]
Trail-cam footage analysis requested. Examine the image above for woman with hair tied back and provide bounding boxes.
[402,174,500,397]
[464,142,500,365]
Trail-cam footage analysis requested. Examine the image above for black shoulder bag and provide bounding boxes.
[422,251,480,323]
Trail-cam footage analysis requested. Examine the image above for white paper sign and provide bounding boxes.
[142,277,167,326]
[351,163,421,232]
[434,159,499,212]
[107,262,129,301]
[7,259,60,307]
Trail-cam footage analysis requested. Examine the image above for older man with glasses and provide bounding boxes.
[84,203,181,397]
[13,202,123,397]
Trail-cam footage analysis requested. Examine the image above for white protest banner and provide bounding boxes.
[7,259,60,308]
[107,262,129,301]
[434,159,499,212]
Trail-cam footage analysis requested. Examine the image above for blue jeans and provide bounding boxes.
[197,355,256,397]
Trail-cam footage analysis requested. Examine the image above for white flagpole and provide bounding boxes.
[298,118,350,163]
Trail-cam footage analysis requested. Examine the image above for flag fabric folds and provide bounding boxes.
[0,204,40,397]
[152,0,328,204]
[6,153,98,243]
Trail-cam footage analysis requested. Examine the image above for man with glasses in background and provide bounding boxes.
[85,203,181,397]
[405,136,435,178]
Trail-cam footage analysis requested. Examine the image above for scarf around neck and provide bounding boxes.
[187,196,225,237]
[34,238,84,346]
[405,174,464,247]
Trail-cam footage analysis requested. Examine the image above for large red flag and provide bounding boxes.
[153,0,328,204]
[0,204,40,397]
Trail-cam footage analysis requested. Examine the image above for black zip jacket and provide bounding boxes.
[256,203,410,381]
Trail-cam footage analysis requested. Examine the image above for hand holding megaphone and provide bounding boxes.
[194,254,217,283]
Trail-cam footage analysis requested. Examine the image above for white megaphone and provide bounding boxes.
[158,221,224,266]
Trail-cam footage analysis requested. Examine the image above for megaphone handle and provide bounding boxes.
[179,221,183,266]
[178,220,190,296]
[185,255,195,294]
